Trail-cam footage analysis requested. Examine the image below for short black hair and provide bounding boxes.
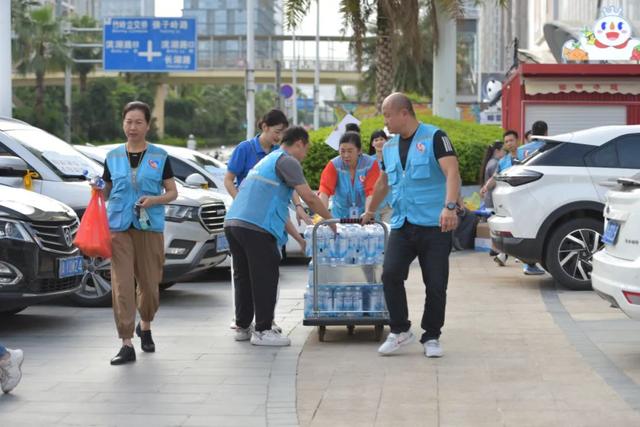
[368,130,388,155]
[339,131,361,150]
[123,101,151,123]
[281,126,309,146]
[345,123,360,133]
[503,129,518,139]
[524,130,532,139]
[258,109,289,130]
[531,120,548,136]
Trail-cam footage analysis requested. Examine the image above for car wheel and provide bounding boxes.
[68,257,113,307]
[544,217,603,291]
[159,282,176,290]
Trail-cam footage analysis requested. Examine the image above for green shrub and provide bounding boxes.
[302,113,502,188]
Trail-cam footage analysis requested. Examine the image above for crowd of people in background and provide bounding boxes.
[480,120,549,275]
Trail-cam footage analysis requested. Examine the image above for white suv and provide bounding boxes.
[592,173,640,318]
[489,125,640,290]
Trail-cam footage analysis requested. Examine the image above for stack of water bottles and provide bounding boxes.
[303,223,388,319]
[303,223,385,265]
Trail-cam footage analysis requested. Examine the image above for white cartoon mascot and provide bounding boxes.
[563,6,640,61]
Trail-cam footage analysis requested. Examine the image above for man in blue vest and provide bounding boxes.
[517,120,548,161]
[362,93,461,358]
[224,127,334,346]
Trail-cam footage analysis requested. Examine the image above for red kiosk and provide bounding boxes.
[502,63,640,136]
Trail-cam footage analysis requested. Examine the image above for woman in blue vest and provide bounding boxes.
[319,132,380,219]
[363,93,461,358]
[367,130,393,223]
[224,127,334,346]
[99,101,178,365]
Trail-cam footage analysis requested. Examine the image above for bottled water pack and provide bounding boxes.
[304,284,388,318]
[304,224,385,265]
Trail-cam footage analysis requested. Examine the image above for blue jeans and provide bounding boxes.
[0,345,6,357]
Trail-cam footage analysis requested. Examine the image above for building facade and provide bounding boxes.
[74,0,155,21]
[182,0,283,68]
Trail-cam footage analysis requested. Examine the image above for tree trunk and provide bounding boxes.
[375,4,393,114]
[79,72,87,93]
[35,71,45,125]
[432,2,457,119]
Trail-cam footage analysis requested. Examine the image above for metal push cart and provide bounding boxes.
[303,218,390,342]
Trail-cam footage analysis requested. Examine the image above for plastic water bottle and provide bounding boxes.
[355,227,367,265]
[336,231,348,264]
[353,286,364,313]
[307,261,314,286]
[375,225,385,264]
[83,169,105,190]
[304,226,313,257]
[318,286,332,313]
[304,292,313,318]
[333,286,344,316]
[317,226,329,265]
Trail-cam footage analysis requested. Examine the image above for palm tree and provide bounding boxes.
[284,0,506,114]
[12,4,69,124]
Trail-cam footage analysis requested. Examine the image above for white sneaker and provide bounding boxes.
[424,339,443,358]
[493,253,508,266]
[0,349,24,393]
[377,331,415,355]
[250,329,291,347]
[235,325,253,341]
[272,321,282,334]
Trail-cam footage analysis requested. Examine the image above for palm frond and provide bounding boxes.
[283,0,313,30]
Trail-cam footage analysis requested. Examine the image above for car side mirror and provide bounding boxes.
[185,173,209,189]
[0,156,31,177]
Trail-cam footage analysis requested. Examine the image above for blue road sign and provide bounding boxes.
[103,17,197,72]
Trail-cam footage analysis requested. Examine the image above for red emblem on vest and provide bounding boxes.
[416,143,425,153]
[149,159,159,169]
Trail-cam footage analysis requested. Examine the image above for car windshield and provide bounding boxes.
[190,152,225,174]
[6,128,101,180]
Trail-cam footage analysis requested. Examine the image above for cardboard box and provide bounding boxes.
[476,222,491,239]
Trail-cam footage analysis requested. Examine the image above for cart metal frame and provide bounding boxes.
[302,218,390,341]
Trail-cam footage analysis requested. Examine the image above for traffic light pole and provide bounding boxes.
[246,0,256,140]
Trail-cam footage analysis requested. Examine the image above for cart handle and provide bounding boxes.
[311,218,389,312]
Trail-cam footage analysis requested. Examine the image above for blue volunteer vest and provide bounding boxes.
[497,153,513,173]
[382,123,447,229]
[331,154,375,219]
[226,149,294,246]
[369,154,392,217]
[105,143,168,233]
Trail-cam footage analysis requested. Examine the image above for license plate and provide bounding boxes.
[217,234,229,252]
[602,221,620,246]
[58,256,85,278]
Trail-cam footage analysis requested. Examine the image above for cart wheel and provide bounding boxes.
[347,325,355,336]
[374,325,384,341]
[318,325,326,342]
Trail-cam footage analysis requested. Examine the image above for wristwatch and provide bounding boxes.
[445,202,457,211]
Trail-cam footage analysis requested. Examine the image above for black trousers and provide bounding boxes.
[381,222,452,342]
[225,226,281,332]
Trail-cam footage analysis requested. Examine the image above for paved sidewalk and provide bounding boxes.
[0,264,308,427]
[297,252,640,427]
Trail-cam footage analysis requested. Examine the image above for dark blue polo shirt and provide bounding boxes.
[227,135,278,187]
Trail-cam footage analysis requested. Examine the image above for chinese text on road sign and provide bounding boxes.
[103,17,197,72]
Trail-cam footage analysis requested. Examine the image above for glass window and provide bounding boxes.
[170,157,217,188]
[616,134,640,169]
[5,129,101,179]
[585,142,619,168]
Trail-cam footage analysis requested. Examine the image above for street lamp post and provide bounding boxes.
[292,28,298,125]
[0,0,11,118]
[313,0,320,130]
[246,0,256,139]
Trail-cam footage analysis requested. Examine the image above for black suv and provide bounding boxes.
[0,185,83,314]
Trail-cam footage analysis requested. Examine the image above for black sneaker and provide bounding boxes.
[136,322,155,353]
[110,345,136,365]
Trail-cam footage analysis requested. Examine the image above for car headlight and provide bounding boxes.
[164,205,199,222]
[0,220,33,242]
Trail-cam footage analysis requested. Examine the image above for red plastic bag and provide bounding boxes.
[73,189,112,258]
